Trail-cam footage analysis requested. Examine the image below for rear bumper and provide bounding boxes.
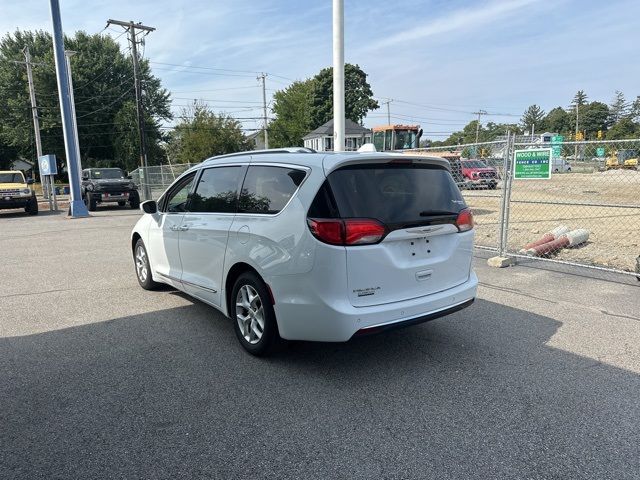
[272,271,478,342]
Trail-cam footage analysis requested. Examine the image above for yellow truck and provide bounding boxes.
[0,170,38,215]
[605,149,638,170]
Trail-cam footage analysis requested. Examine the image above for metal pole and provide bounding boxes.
[498,131,511,255]
[48,0,89,217]
[23,47,53,210]
[386,100,391,124]
[332,0,345,152]
[258,73,269,149]
[574,103,579,161]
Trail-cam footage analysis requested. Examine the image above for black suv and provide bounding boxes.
[81,168,140,211]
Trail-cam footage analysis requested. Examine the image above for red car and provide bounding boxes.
[460,159,498,189]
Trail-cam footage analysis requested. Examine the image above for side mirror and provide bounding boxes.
[141,200,157,214]
[26,178,35,185]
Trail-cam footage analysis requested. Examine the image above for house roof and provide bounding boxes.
[303,118,371,140]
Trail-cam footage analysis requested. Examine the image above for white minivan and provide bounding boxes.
[131,149,478,355]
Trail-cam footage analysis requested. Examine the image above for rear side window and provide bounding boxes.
[320,164,466,226]
[189,166,243,213]
[239,166,306,214]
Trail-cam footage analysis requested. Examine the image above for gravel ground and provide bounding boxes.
[464,169,640,272]
[1,208,639,479]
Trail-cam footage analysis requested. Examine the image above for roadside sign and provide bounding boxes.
[551,135,564,159]
[596,147,606,157]
[514,148,552,180]
[39,154,57,175]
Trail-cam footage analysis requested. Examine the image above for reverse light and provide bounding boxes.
[307,218,387,246]
[455,209,474,232]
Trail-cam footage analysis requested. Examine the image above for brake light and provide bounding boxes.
[307,218,386,245]
[345,219,386,245]
[455,209,474,232]
[307,219,344,245]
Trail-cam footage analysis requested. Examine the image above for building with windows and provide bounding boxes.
[303,119,371,152]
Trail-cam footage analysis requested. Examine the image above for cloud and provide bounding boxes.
[369,0,542,49]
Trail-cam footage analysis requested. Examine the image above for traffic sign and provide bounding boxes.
[39,154,57,176]
[551,135,564,159]
[514,148,552,180]
[596,147,606,157]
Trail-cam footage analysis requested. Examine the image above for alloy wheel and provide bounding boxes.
[135,245,148,282]
[235,285,265,344]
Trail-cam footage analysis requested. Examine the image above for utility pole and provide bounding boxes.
[473,109,487,144]
[332,0,345,152]
[48,0,88,217]
[107,19,155,200]
[14,48,54,209]
[257,73,268,149]
[381,99,392,124]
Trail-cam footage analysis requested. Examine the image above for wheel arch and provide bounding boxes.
[224,262,267,317]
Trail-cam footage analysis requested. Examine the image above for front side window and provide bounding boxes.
[239,166,306,214]
[165,173,196,213]
[189,166,243,213]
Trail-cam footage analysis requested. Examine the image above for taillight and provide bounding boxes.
[307,218,387,245]
[307,219,343,245]
[344,219,386,245]
[455,209,474,232]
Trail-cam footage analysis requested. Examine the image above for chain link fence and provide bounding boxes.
[409,137,640,279]
[130,163,198,201]
[132,144,640,279]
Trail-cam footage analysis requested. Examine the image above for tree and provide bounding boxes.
[571,90,588,108]
[577,102,609,137]
[608,90,630,125]
[543,107,571,134]
[631,96,640,122]
[520,104,545,133]
[606,117,638,140]
[268,79,314,148]
[310,63,378,128]
[0,29,171,175]
[167,102,250,164]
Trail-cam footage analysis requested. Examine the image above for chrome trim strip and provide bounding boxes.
[157,272,218,293]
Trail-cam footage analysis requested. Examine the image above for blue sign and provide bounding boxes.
[39,154,57,176]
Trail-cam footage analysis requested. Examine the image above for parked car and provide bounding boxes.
[552,158,572,172]
[0,170,38,215]
[460,159,498,189]
[81,168,140,211]
[130,149,478,355]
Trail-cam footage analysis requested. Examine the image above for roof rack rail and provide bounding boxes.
[204,147,316,163]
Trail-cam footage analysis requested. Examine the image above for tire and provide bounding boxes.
[129,192,140,209]
[133,239,160,290]
[85,192,97,211]
[118,201,126,206]
[25,195,38,215]
[231,272,281,356]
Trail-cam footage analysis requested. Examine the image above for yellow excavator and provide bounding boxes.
[605,149,638,170]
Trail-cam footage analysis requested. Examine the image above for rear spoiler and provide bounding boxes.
[322,153,451,176]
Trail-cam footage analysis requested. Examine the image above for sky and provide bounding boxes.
[1,0,639,140]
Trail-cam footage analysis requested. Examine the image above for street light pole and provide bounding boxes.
[332,0,345,152]
[48,0,88,217]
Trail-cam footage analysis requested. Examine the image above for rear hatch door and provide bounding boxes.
[325,159,473,307]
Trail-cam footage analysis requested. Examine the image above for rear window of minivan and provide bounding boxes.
[309,164,466,227]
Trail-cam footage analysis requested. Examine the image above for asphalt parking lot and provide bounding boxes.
[1,208,639,479]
